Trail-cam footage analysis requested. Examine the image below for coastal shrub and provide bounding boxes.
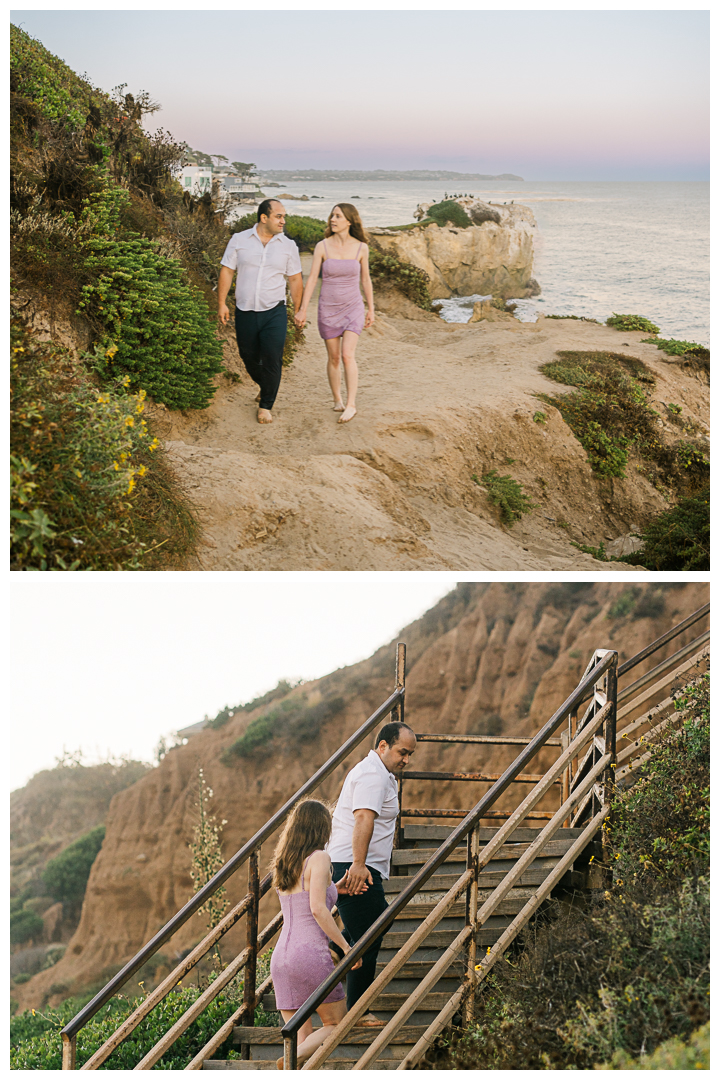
[10,318,199,570]
[597,1022,709,1070]
[425,679,710,1071]
[545,314,601,324]
[425,199,471,229]
[624,487,709,571]
[10,24,95,131]
[606,313,660,334]
[607,587,640,619]
[222,695,345,762]
[77,186,224,410]
[206,679,301,730]
[642,335,709,361]
[532,410,546,424]
[10,984,241,1069]
[476,471,535,525]
[43,825,106,917]
[367,249,433,310]
[538,350,668,480]
[570,540,610,561]
[10,907,45,945]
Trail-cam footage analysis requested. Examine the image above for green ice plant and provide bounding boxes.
[77,186,224,410]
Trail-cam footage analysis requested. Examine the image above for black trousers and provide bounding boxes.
[331,863,390,1010]
[234,302,287,411]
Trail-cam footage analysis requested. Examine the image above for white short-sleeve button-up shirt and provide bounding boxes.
[221,226,302,312]
[328,750,399,880]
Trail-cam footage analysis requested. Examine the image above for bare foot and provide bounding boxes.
[355,1013,384,1027]
[338,406,356,424]
[332,401,345,412]
[258,408,273,424]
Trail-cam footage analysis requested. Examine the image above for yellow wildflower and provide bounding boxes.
[137,464,147,477]
[125,416,134,427]
[127,475,135,495]
[113,461,120,471]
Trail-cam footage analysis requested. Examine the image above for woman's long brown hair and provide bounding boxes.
[271,799,333,892]
[324,203,368,244]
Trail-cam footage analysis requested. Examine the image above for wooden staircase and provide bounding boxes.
[205,824,588,1069]
[57,602,709,1072]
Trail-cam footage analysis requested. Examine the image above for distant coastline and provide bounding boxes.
[261,169,524,182]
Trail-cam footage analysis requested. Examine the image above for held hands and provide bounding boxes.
[340,863,374,896]
[335,868,369,896]
[294,310,307,329]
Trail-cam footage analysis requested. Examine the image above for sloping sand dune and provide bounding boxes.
[156,278,708,571]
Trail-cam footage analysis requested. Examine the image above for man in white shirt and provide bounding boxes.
[218,200,303,424]
[329,721,416,1022]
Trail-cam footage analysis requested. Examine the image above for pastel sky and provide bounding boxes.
[10,7,709,180]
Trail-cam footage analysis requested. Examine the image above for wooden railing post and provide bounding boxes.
[602,661,618,885]
[392,641,407,723]
[239,850,260,1057]
[283,1032,298,1070]
[463,825,480,1026]
[61,1033,76,1070]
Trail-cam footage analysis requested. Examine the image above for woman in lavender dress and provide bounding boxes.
[270,799,364,1069]
[295,204,375,424]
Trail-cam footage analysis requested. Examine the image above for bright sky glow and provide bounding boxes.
[10,573,459,791]
[10,7,709,180]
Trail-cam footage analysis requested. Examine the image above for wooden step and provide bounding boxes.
[204,1059,399,1069]
[385,859,562,894]
[391,837,578,866]
[377,960,465,979]
[402,825,585,842]
[232,1026,428,1046]
[382,926,505,950]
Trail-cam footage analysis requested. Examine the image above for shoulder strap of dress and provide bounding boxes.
[356,242,363,260]
[322,239,329,256]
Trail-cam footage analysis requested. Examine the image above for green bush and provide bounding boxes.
[10,984,239,1069]
[367,249,433,310]
[10,318,199,570]
[10,24,94,131]
[223,696,345,761]
[425,200,472,229]
[607,587,640,620]
[476,471,535,525]
[624,487,709,571]
[539,351,659,479]
[597,1022,709,1069]
[641,335,709,361]
[10,907,45,945]
[77,187,224,410]
[43,825,105,916]
[606,313,660,334]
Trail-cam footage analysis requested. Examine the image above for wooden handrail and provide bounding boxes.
[617,603,709,677]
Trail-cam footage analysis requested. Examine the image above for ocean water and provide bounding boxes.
[236,181,709,344]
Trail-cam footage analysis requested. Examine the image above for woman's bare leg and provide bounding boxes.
[338,331,359,422]
[277,1010,314,1067]
[324,337,344,409]
[297,999,347,1062]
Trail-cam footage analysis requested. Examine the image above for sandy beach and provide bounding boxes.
[155,257,708,571]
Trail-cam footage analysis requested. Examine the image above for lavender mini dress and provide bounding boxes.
[270,854,345,1010]
[317,241,365,340]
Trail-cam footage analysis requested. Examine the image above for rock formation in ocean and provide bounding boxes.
[370,200,538,300]
[11,582,708,1012]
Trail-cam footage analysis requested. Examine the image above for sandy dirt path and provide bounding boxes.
[156,262,708,571]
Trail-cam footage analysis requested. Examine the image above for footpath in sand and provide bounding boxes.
[156,268,708,571]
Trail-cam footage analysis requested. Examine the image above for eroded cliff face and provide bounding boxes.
[14,582,708,1010]
[370,203,538,300]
